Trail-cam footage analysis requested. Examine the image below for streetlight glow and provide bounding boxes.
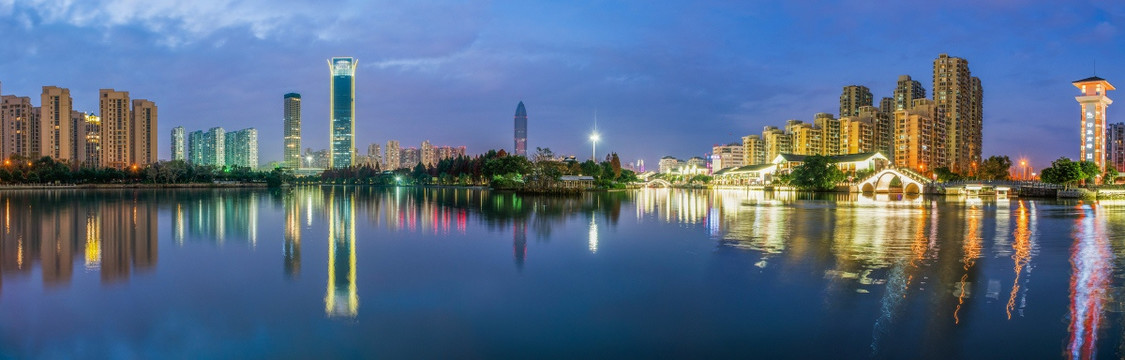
[590,131,600,161]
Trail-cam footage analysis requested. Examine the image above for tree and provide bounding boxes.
[977,155,1012,181]
[579,160,602,179]
[610,153,622,180]
[787,155,845,191]
[1078,161,1100,185]
[1040,157,1085,187]
[933,167,962,182]
[1106,166,1120,185]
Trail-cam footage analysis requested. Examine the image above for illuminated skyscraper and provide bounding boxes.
[1074,76,1114,175]
[224,128,258,168]
[1109,122,1125,173]
[99,89,131,169]
[171,126,185,161]
[75,113,101,168]
[40,86,72,161]
[1,95,35,159]
[328,57,357,168]
[933,54,983,174]
[284,93,301,168]
[385,140,401,170]
[131,99,158,166]
[893,75,926,111]
[188,127,225,166]
[514,101,527,156]
[325,188,358,317]
[839,85,872,117]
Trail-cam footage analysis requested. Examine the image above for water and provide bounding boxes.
[0,187,1122,359]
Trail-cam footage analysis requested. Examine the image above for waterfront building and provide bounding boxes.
[763,126,790,161]
[839,115,874,155]
[893,75,926,111]
[189,127,225,166]
[659,156,680,174]
[328,57,357,168]
[74,112,101,168]
[741,134,766,165]
[788,121,821,156]
[933,54,983,174]
[171,126,185,161]
[1075,76,1114,175]
[1109,122,1125,172]
[814,112,840,156]
[400,147,420,168]
[385,140,401,170]
[710,163,777,186]
[839,85,872,117]
[40,86,72,161]
[711,143,744,171]
[421,140,435,167]
[284,93,301,168]
[225,128,258,168]
[771,152,890,175]
[686,156,707,168]
[1,95,35,160]
[305,148,329,169]
[367,143,382,168]
[131,99,157,166]
[894,99,946,173]
[514,101,527,156]
[99,89,131,169]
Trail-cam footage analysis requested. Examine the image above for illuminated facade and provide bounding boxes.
[188,127,225,166]
[385,140,401,170]
[933,54,983,174]
[76,113,101,168]
[224,128,258,168]
[328,57,357,168]
[514,101,527,156]
[171,126,185,161]
[1,95,35,159]
[762,126,790,161]
[284,93,301,168]
[1109,122,1125,172]
[839,85,872,117]
[131,99,158,166]
[1074,76,1114,176]
[325,188,358,317]
[893,99,947,173]
[40,86,72,161]
[711,143,744,171]
[99,89,131,169]
[814,112,840,156]
[893,75,926,111]
[788,121,821,156]
[741,134,765,165]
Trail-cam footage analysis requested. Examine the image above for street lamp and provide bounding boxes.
[589,132,600,161]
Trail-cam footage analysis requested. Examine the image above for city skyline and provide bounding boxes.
[0,1,1122,169]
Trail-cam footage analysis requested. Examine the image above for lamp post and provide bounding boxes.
[590,132,600,161]
[1020,160,1028,180]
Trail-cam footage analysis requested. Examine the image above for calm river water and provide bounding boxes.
[0,187,1122,359]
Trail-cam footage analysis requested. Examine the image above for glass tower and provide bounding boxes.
[283,93,301,168]
[514,101,527,156]
[328,57,357,168]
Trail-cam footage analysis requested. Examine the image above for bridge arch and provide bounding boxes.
[858,169,927,194]
[644,179,672,188]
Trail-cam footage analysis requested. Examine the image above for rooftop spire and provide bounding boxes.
[515,101,527,117]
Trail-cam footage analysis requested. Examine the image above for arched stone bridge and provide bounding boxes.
[643,179,673,188]
[857,168,931,194]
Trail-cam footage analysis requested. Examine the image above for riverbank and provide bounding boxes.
[0,183,268,190]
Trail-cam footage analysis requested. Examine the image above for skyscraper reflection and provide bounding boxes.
[284,190,302,279]
[325,187,358,318]
[1068,203,1110,359]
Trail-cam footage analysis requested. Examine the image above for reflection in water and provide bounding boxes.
[171,191,260,245]
[954,203,982,325]
[284,191,302,279]
[1068,203,1111,360]
[1007,201,1036,319]
[325,187,358,318]
[588,214,598,254]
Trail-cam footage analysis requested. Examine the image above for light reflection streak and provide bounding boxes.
[1067,203,1110,360]
[588,214,598,254]
[1006,201,1031,319]
[954,203,982,325]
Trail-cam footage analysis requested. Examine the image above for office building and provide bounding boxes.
[514,101,527,156]
[328,57,357,168]
[40,86,72,161]
[1075,76,1114,175]
[933,54,983,174]
[839,85,872,117]
[284,93,301,168]
[131,99,157,166]
[99,89,131,169]
[171,126,185,161]
[224,128,258,168]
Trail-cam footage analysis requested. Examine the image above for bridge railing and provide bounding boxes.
[938,180,1064,189]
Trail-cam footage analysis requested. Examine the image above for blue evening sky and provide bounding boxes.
[0,0,1121,169]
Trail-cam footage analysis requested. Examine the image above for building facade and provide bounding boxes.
[1,95,35,160]
[189,127,225,166]
[893,75,926,111]
[514,101,527,156]
[893,99,947,173]
[933,54,982,174]
[328,57,357,168]
[711,143,745,171]
[742,134,765,166]
[131,99,157,166]
[839,85,873,117]
[1109,122,1125,172]
[224,128,258,168]
[1075,76,1114,174]
[284,93,302,168]
[385,140,401,170]
[40,86,72,161]
[99,89,131,169]
[171,126,185,161]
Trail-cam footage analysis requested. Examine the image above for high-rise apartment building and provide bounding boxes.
[400,147,420,169]
[1075,76,1114,174]
[1,95,35,160]
[367,143,382,169]
[40,86,72,161]
[839,85,873,117]
[328,57,357,168]
[189,127,225,166]
[839,115,874,155]
[933,54,982,174]
[878,97,895,118]
[421,140,435,167]
[171,126,185,161]
[763,126,790,162]
[99,89,131,169]
[284,93,301,168]
[224,128,258,168]
[1108,122,1125,172]
[711,143,745,170]
[893,75,926,111]
[514,101,527,156]
[74,112,101,168]
[814,112,840,156]
[385,140,401,170]
[742,134,765,165]
[786,120,821,156]
[893,99,946,173]
[131,99,157,166]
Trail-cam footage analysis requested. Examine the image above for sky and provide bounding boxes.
[0,0,1123,169]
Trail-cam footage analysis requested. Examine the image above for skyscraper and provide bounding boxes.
[171,126,185,161]
[893,99,947,173]
[514,101,527,156]
[188,127,225,166]
[40,86,72,161]
[1075,76,1114,175]
[421,140,435,167]
[814,112,840,156]
[741,134,765,165]
[328,57,357,168]
[75,113,101,168]
[385,140,401,170]
[839,85,872,117]
[284,93,301,168]
[1108,122,1125,173]
[893,75,926,111]
[1,95,35,159]
[933,54,983,174]
[131,99,158,166]
[225,128,259,168]
[99,89,131,169]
